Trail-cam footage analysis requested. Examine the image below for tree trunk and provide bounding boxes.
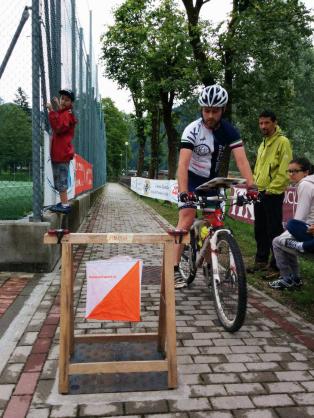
[148,107,160,179]
[181,0,215,86]
[135,110,146,177]
[160,91,178,180]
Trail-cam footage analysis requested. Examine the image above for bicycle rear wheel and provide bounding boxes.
[211,232,247,332]
[179,229,197,285]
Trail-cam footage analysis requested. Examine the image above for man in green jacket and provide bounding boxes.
[249,110,292,277]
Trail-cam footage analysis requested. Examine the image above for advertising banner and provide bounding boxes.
[85,256,142,322]
[228,185,297,225]
[74,154,93,195]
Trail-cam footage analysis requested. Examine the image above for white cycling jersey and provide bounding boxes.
[181,118,243,179]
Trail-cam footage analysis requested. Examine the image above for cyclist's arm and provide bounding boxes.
[177,148,192,193]
[232,146,254,187]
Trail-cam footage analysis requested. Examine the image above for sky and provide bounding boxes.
[0,0,313,113]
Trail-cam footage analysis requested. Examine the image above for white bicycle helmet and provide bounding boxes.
[198,85,228,107]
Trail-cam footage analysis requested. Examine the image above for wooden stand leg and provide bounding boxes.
[164,242,177,388]
[69,246,74,355]
[157,248,166,353]
[58,243,72,394]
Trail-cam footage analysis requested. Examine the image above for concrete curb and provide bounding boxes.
[0,185,105,273]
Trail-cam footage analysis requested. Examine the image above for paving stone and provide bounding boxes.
[233,410,279,418]
[211,363,247,373]
[0,363,24,384]
[191,384,227,397]
[211,396,254,410]
[276,406,314,418]
[225,383,265,395]
[169,398,211,412]
[265,382,305,393]
[179,364,211,374]
[0,384,14,408]
[202,373,241,384]
[291,392,314,405]
[145,414,188,418]
[245,362,280,372]
[125,400,168,414]
[50,405,78,417]
[8,346,32,363]
[230,346,263,354]
[252,394,294,407]
[240,372,278,383]
[275,371,313,381]
[79,403,123,416]
[189,413,233,418]
[41,359,58,379]
[301,381,314,391]
[26,408,50,418]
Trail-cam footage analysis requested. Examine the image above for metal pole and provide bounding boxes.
[32,0,41,221]
[0,6,30,79]
[71,0,76,95]
[78,27,83,155]
[56,0,61,90]
[43,0,53,97]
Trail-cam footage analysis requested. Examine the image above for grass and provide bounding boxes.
[138,194,314,323]
[0,181,33,219]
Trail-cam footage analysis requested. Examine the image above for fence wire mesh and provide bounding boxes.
[0,0,106,220]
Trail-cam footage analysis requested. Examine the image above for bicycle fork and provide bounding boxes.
[197,228,232,282]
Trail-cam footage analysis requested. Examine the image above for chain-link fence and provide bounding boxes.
[0,0,106,220]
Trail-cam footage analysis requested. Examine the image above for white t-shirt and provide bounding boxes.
[181,118,243,178]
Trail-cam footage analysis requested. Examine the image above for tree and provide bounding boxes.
[0,103,32,172]
[182,0,313,173]
[101,0,149,177]
[14,87,31,118]
[102,0,198,179]
[101,98,130,180]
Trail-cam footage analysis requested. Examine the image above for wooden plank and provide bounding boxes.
[74,333,158,344]
[157,247,166,353]
[44,232,190,245]
[69,246,74,355]
[69,360,168,375]
[164,241,178,388]
[58,243,72,394]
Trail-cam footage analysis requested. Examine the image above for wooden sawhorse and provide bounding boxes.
[44,232,187,394]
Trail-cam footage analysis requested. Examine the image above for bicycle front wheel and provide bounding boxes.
[211,232,247,332]
[179,230,197,285]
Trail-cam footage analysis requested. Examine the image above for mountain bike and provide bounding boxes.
[174,177,257,333]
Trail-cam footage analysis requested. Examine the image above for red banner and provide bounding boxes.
[74,154,93,196]
[229,185,298,225]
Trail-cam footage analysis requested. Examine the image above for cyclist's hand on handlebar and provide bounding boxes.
[178,191,197,202]
[246,185,259,202]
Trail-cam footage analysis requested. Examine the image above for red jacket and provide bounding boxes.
[48,108,77,163]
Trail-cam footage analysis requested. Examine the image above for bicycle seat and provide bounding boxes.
[196,177,246,192]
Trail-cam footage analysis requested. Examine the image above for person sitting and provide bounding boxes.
[269,157,314,290]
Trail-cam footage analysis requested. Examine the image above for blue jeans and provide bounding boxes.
[286,219,314,252]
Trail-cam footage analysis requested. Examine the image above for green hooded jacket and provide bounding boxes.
[253,126,292,194]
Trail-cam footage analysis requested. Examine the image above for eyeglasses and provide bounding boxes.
[286,169,304,174]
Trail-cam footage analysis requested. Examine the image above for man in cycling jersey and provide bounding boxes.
[174,84,255,289]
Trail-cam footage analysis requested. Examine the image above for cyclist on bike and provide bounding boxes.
[174,84,256,289]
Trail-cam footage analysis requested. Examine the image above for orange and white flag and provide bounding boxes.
[85,257,142,322]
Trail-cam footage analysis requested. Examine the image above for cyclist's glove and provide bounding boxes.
[178,191,196,202]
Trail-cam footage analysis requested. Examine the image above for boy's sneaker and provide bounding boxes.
[174,269,187,289]
[49,203,72,214]
[285,239,304,253]
[58,205,72,214]
[268,275,297,290]
[49,203,63,212]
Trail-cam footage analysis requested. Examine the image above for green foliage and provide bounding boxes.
[101,97,132,179]
[0,103,32,172]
